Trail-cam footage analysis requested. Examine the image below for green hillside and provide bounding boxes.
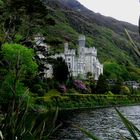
[0,0,140,81]
[42,0,140,81]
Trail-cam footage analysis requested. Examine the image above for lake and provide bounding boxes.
[52,105,140,140]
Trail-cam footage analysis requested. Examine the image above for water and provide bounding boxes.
[52,106,140,140]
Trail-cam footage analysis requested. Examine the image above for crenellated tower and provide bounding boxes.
[78,35,85,47]
[78,35,86,58]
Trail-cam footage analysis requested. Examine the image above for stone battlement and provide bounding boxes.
[85,47,97,55]
[65,49,75,55]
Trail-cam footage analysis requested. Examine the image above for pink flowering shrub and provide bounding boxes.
[73,80,88,93]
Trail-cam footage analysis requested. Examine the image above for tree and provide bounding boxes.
[0,0,55,43]
[111,77,123,94]
[52,57,69,84]
[96,74,109,94]
[0,43,37,110]
[104,62,130,80]
[1,43,37,76]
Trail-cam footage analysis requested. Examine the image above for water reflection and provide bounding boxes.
[52,106,140,140]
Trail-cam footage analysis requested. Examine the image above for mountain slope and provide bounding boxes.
[45,0,139,35]
[43,0,140,81]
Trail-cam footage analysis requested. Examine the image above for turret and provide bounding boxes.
[78,35,85,48]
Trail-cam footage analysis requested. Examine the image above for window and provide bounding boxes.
[68,63,71,69]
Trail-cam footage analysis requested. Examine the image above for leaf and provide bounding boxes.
[124,29,140,57]
[116,108,139,140]
[119,132,132,140]
[0,130,4,140]
[73,124,100,140]
[21,131,35,140]
[46,107,60,137]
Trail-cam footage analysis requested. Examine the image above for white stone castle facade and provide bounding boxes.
[50,35,103,80]
[35,35,103,80]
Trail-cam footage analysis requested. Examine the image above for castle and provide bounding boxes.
[50,35,103,80]
[35,35,103,80]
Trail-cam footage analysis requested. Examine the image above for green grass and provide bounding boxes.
[34,90,140,110]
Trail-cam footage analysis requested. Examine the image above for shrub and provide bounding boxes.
[105,91,114,96]
[57,84,67,93]
[52,57,69,83]
[32,84,46,97]
[67,88,77,94]
[73,80,88,93]
[96,74,109,94]
[111,78,123,94]
[120,86,131,95]
[66,76,73,88]
[105,91,114,100]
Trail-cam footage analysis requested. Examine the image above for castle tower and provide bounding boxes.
[78,35,85,57]
[78,35,85,48]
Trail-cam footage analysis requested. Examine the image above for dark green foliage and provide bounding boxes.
[0,74,27,105]
[0,0,55,43]
[111,78,123,94]
[52,57,69,83]
[23,75,49,96]
[66,76,74,88]
[96,74,109,94]
[46,78,59,90]
[0,92,60,140]
[89,82,96,93]
[32,84,46,96]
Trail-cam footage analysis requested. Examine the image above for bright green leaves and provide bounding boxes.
[2,43,37,76]
[0,43,37,102]
[104,62,130,80]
